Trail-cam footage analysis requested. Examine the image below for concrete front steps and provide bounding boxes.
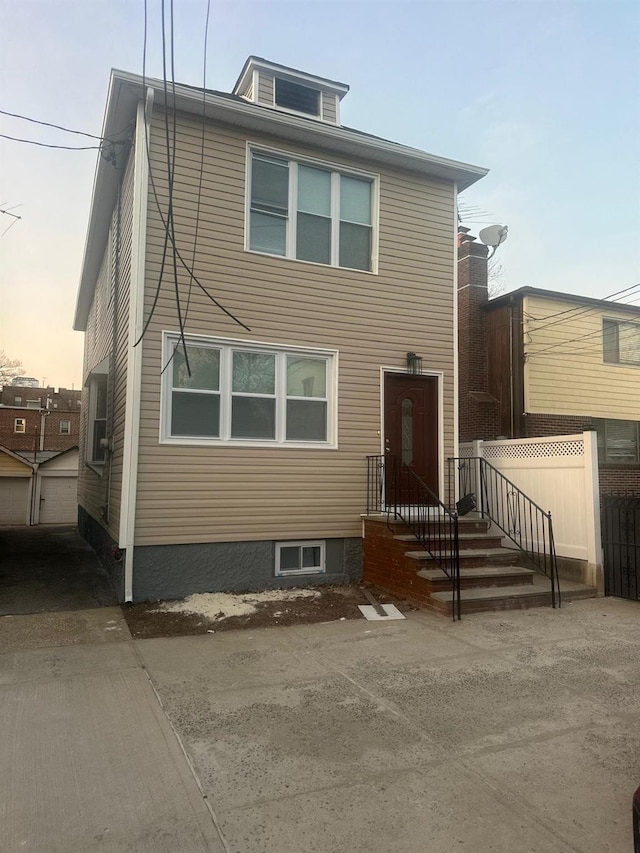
[362,514,598,617]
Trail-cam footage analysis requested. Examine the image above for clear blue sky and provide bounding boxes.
[1,0,638,387]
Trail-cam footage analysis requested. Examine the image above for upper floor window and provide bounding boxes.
[247,149,376,273]
[26,400,40,409]
[596,419,640,465]
[14,396,21,404]
[274,78,319,116]
[603,318,640,366]
[161,334,337,448]
[59,420,71,435]
[14,418,26,434]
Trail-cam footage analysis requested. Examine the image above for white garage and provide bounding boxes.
[34,448,78,525]
[39,476,78,524]
[0,477,31,525]
[0,448,34,526]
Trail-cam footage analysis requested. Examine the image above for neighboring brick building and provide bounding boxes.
[457,230,640,495]
[0,385,81,455]
[1,384,82,410]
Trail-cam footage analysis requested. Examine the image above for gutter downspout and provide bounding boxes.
[452,183,459,504]
[119,89,152,602]
[509,298,514,438]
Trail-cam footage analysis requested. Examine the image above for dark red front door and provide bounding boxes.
[384,373,439,500]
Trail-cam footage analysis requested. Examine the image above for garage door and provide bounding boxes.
[0,478,30,525]
[39,477,78,524]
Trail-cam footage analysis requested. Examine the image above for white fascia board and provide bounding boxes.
[112,71,487,189]
[118,94,150,601]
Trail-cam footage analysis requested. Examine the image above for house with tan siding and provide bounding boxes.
[74,57,487,602]
[457,233,640,495]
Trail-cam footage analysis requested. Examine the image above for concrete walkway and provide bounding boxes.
[1,597,639,851]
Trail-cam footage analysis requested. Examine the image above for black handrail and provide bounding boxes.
[366,454,461,620]
[449,456,561,608]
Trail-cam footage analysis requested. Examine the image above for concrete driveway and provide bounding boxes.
[0,525,116,615]
[137,599,640,852]
[1,596,639,851]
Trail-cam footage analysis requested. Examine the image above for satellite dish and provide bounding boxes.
[479,224,508,249]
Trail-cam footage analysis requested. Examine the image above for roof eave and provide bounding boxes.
[74,70,488,330]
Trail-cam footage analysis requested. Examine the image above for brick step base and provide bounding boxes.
[362,515,599,618]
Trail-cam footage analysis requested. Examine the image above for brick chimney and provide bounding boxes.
[457,227,499,442]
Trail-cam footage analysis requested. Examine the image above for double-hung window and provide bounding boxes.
[59,420,71,435]
[14,418,26,434]
[603,318,640,366]
[163,335,336,447]
[88,375,108,463]
[248,148,376,272]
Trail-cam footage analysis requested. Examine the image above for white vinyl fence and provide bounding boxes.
[458,432,601,568]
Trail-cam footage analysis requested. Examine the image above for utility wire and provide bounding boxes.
[524,282,640,332]
[160,0,190,377]
[0,133,100,150]
[134,0,249,352]
[0,109,105,140]
[184,0,211,328]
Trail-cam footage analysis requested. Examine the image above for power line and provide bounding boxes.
[524,282,640,332]
[134,0,249,354]
[0,109,105,141]
[183,0,211,331]
[0,133,100,150]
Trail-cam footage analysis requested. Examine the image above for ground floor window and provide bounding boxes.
[595,419,640,465]
[275,541,326,576]
[161,333,337,448]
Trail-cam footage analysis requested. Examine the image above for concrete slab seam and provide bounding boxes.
[277,630,588,853]
[131,642,232,853]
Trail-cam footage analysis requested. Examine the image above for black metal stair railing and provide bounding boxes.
[366,454,461,620]
[449,456,561,608]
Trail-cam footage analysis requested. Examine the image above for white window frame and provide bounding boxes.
[245,143,379,274]
[14,418,26,434]
[160,332,338,449]
[275,540,326,577]
[88,375,108,465]
[59,420,71,435]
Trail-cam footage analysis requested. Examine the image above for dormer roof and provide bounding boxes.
[233,56,349,100]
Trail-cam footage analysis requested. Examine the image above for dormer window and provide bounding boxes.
[274,78,319,116]
[233,57,349,126]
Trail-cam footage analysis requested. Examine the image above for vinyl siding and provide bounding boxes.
[524,293,640,420]
[134,110,456,546]
[321,92,338,124]
[256,72,274,106]
[0,452,32,476]
[77,146,134,538]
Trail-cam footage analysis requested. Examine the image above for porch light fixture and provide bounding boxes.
[406,352,423,374]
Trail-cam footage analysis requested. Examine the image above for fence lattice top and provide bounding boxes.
[482,440,584,459]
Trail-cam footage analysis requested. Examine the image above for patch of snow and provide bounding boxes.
[156,588,320,621]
